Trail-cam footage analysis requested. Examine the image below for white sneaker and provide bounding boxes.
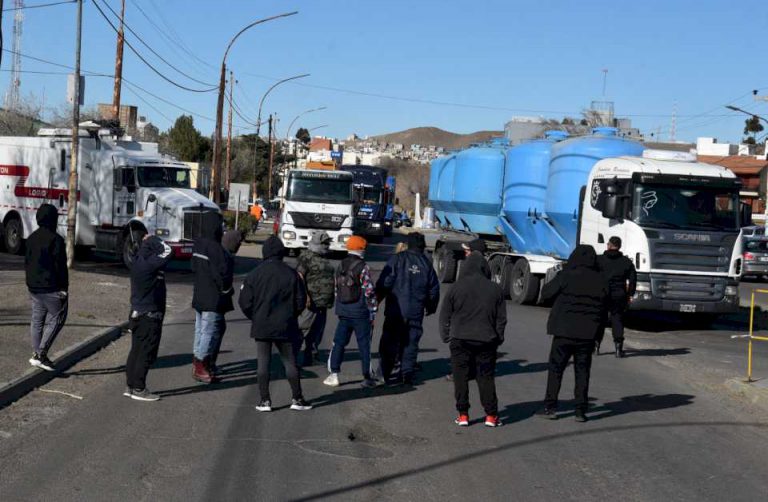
[323,373,340,387]
[255,400,272,412]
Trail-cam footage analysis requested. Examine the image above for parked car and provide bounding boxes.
[742,226,766,239]
[742,238,768,280]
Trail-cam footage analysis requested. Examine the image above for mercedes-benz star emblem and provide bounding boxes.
[313,214,323,224]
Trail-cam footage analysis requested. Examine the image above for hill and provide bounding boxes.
[372,126,503,150]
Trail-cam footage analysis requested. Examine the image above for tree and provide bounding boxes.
[229,134,294,198]
[0,96,44,136]
[743,115,764,143]
[295,127,310,145]
[165,115,210,162]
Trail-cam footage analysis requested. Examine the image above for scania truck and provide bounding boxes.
[429,128,748,314]
[0,126,219,267]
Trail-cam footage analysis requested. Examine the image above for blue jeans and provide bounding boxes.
[193,310,226,360]
[329,317,372,378]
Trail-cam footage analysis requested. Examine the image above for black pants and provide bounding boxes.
[126,313,163,391]
[544,336,595,412]
[450,339,498,416]
[379,316,424,381]
[256,340,303,402]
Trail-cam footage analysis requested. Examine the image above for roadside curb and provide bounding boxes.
[0,322,128,410]
[724,378,768,411]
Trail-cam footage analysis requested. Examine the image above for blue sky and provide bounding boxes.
[2,0,767,143]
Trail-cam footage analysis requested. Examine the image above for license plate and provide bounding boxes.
[760,257,768,262]
[679,304,696,313]
[182,247,193,254]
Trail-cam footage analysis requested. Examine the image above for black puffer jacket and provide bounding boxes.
[25,204,68,294]
[191,212,234,313]
[238,237,306,342]
[439,253,506,344]
[130,236,173,315]
[598,249,637,301]
[541,245,609,341]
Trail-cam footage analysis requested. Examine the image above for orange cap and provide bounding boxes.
[346,235,367,251]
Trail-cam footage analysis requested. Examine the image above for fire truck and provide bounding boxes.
[0,126,219,267]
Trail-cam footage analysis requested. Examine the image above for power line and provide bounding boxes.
[122,79,214,122]
[2,0,74,10]
[122,84,172,122]
[99,0,215,87]
[90,0,217,93]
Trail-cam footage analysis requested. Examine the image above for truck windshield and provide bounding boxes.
[137,167,191,188]
[355,186,383,204]
[286,178,352,204]
[632,184,739,231]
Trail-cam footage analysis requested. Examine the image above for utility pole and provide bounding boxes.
[267,114,274,199]
[111,0,125,123]
[66,0,83,269]
[211,62,226,203]
[225,70,234,195]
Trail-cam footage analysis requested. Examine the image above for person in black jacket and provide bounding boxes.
[440,253,507,428]
[125,235,173,401]
[238,236,312,412]
[25,204,68,372]
[376,232,440,384]
[537,245,609,422]
[597,236,637,357]
[191,212,234,384]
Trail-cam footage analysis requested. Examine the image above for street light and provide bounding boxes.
[286,106,327,140]
[725,105,768,125]
[211,11,298,204]
[309,124,329,133]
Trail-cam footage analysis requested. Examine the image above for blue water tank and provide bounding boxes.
[545,127,644,257]
[429,154,460,227]
[500,131,568,254]
[452,145,506,234]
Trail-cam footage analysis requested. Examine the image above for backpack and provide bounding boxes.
[337,258,365,304]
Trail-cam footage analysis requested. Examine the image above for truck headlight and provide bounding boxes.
[725,285,738,296]
[636,281,651,292]
[155,228,170,237]
[282,231,296,240]
[372,223,381,228]
[338,234,350,243]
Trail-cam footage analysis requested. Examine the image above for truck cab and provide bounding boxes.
[278,169,354,252]
[341,165,396,238]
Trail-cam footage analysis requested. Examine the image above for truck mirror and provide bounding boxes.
[602,194,621,220]
[740,202,753,227]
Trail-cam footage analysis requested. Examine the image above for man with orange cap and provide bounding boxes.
[325,235,378,388]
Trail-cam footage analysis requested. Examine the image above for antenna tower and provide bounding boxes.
[5,0,24,110]
[669,101,677,142]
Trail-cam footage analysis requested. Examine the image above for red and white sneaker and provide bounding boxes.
[484,415,501,428]
[455,414,469,427]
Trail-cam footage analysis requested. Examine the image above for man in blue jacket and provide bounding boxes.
[376,232,440,385]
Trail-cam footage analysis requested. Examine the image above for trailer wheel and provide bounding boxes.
[510,260,540,305]
[4,216,23,255]
[121,228,147,269]
[434,247,457,283]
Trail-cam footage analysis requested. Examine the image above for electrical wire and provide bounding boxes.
[90,0,218,93]
[100,0,215,87]
[2,0,75,11]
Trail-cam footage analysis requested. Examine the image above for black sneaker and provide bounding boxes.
[574,410,589,423]
[255,400,272,412]
[535,407,558,420]
[130,388,160,402]
[30,353,55,372]
[290,398,313,411]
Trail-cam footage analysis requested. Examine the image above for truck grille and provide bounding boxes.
[183,209,218,240]
[646,230,736,273]
[289,211,346,230]
[651,275,724,302]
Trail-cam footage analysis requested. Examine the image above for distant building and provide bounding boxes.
[97,103,138,131]
[698,154,768,220]
[504,116,548,144]
[136,116,159,142]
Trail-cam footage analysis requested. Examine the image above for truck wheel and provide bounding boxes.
[4,216,23,255]
[510,260,540,305]
[434,247,457,283]
[121,228,147,269]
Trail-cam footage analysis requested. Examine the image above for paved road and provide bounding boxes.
[2,239,768,501]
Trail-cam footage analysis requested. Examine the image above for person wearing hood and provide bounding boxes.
[125,235,173,401]
[25,203,68,372]
[597,236,637,357]
[376,232,440,385]
[191,212,233,384]
[238,236,312,412]
[537,245,609,422]
[325,235,379,388]
[440,252,506,428]
[296,232,335,366]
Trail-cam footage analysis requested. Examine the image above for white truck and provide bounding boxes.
[0,127,219,267]
[277,169,355,252]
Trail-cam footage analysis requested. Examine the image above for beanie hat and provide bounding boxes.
[346,235,367,252]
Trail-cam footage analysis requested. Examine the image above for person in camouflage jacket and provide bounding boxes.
[296,232,335,365]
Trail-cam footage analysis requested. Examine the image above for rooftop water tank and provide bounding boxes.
[545,127,644,257]
[500,130,568,254]
[451,145,507,234]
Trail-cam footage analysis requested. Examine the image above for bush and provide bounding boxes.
[222,210,257,234]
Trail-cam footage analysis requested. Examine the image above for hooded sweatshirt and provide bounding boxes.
[297,233,335,309]
[597,249,637,301]
[238,236,306,341]
[439,253,506,344]
[25,204,68,294]
[130,236,173,315]
[192,212,234,313]
[541,245,609,340]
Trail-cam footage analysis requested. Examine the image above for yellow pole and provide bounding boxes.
[748,290,755,382]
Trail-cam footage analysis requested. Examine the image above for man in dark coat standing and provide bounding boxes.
[125,235,173,401]
[538,245,609,422]
[597,236,637,357]
[376,232,440,385]
[191,212,234,383]
[25,204,68,372]
[238,236,311,412]
[440,253,507,427]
